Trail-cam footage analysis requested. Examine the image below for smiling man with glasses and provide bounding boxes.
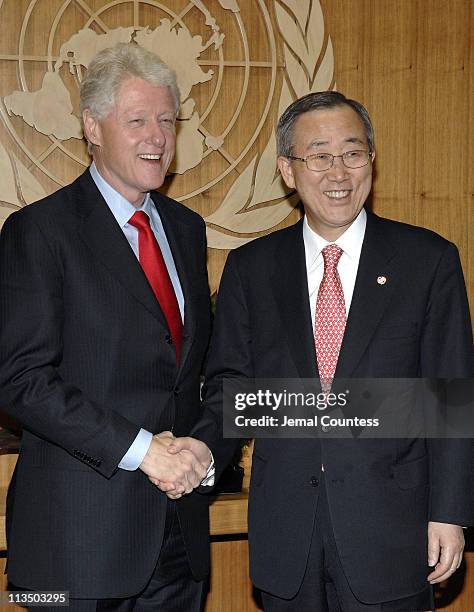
[183,90,474,611]
[277,92,376,242]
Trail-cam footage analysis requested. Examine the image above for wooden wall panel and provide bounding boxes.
[319,0,473,317]
[207,539,260,612]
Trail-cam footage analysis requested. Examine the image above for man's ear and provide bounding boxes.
[277,156,296,189]
[82,109,102,147]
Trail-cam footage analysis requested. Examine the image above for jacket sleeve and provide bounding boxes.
[421,242,474,525]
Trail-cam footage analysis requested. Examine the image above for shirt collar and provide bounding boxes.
[303,207,367,270]
[89,162,152,228]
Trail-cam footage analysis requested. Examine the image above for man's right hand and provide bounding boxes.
[139,431,208,496]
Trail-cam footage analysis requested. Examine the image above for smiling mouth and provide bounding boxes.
[323,190,351,199]
[138,154,162,160]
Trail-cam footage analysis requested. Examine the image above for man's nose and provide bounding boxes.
[147,122,166,146]
[326,155,349,181]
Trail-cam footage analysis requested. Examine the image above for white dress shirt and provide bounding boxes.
[303,208,367,322]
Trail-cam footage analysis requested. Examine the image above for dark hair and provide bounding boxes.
[276,91,374,157]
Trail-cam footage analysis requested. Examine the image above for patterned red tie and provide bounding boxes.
[129,211,182,364]
[314,244,346,392]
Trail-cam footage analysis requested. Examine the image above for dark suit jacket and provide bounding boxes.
[0,170,212,598]
[196,210,473,603]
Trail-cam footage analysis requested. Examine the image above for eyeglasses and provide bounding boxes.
[286,150,373,172]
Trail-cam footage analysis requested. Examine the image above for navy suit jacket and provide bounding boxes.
[0,170,211,597]
[196,210,473,602]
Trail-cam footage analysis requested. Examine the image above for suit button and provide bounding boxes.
[309,477,319,487]
[174,387,180,395]
[165,334,173,344]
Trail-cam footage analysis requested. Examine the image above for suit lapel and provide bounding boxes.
[336,212,398,377]
[151,192,197,376]
[271,220,318,378]
[75,171,168,327]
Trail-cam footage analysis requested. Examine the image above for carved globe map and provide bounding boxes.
[0,0,334,262]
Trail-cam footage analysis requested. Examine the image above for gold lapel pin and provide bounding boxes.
[377,276,387,285]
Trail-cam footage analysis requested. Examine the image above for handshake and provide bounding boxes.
[139,431,212,499]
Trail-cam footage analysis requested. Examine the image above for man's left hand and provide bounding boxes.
[427,521,464,583]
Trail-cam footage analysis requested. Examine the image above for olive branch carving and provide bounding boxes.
[205,0,334,249]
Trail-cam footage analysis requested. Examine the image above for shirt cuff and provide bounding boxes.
[118,429,153,471]
[200,452,215,486]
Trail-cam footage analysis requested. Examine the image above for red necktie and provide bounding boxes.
[129,211,182,364]
[314,244,346,392]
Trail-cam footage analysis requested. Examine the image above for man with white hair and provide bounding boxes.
[0,43,212,610]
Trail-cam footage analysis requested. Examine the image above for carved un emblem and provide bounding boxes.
[0,1,334,252]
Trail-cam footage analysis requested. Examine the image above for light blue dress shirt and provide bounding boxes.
[89,163,183,470]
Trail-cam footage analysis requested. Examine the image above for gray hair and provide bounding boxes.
[80,42,180,120]
[276,91,375,157]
